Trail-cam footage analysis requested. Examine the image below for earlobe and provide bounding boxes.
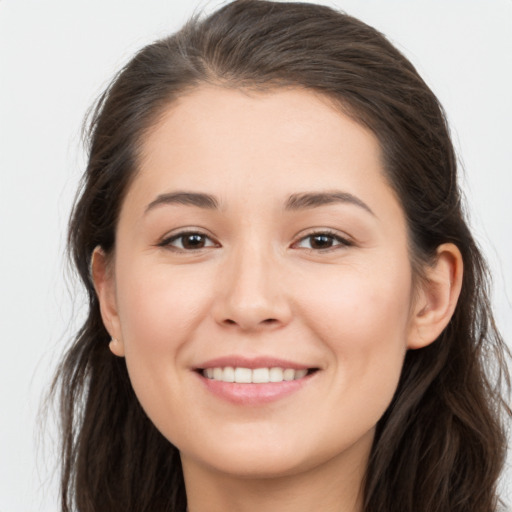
[407,243,463,350]
[91,246,125,357]
[109,337,125,357]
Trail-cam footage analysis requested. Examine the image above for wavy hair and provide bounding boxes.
[51,1,511,510]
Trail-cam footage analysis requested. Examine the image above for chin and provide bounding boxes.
[177,432,315,479]
[203,451,311,480]
[180,428,363,482]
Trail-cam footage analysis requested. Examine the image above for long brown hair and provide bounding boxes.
[51,1,511,510]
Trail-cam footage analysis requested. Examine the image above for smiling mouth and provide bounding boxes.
[199,367,318,384]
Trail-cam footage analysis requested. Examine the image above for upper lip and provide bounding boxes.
[195,356,315,370]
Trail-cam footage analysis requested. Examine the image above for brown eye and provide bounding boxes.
[295,232,351,251]
[181,233,207,249]
[309,234,336,249]
[161,232,217,251]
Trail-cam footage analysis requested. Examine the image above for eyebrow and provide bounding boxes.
[285,191,375,215]
[144,190,374,216]
[145,192,220,213]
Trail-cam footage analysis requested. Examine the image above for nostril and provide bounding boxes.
[220,315,285,330]
[223,318,277,326]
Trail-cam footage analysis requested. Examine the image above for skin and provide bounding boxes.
[93,86,463,512]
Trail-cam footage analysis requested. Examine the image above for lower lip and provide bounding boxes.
[196,372,314,405]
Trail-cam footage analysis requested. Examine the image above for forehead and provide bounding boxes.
[121,85,403,227]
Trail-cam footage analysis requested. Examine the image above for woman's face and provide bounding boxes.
[99,86,425,479]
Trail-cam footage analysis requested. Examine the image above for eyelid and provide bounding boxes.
[156,227,353,252]
[158,228,220,251]
[291,228,354,251]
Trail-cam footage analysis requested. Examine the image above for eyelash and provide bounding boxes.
[158,229,353,253]
[158,230,218,251]
[292,229,353,252]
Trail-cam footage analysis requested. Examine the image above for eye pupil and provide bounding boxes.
[183,234,205,249]
[310,234,333,249]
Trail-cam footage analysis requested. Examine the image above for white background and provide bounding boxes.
[0,0,511,510]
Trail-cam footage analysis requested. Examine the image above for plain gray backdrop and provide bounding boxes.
[0,0,511,510]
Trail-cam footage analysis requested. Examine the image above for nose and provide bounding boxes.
[212,244,292,332]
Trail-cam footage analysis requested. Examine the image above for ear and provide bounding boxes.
[407,243,463,350]
[91,246,125,357]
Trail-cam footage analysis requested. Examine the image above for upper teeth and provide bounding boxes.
[203,367,308,383]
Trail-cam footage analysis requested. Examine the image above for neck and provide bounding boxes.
[182,430,372,512]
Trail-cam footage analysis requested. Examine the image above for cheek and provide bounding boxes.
[116,260,209,340]
[112,260,216,436]
[299,256,413,340]
[297,258,413,396]
[292,263,412,445]
[114,259,215,390]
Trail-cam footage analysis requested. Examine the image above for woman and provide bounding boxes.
[51,1,511,511]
